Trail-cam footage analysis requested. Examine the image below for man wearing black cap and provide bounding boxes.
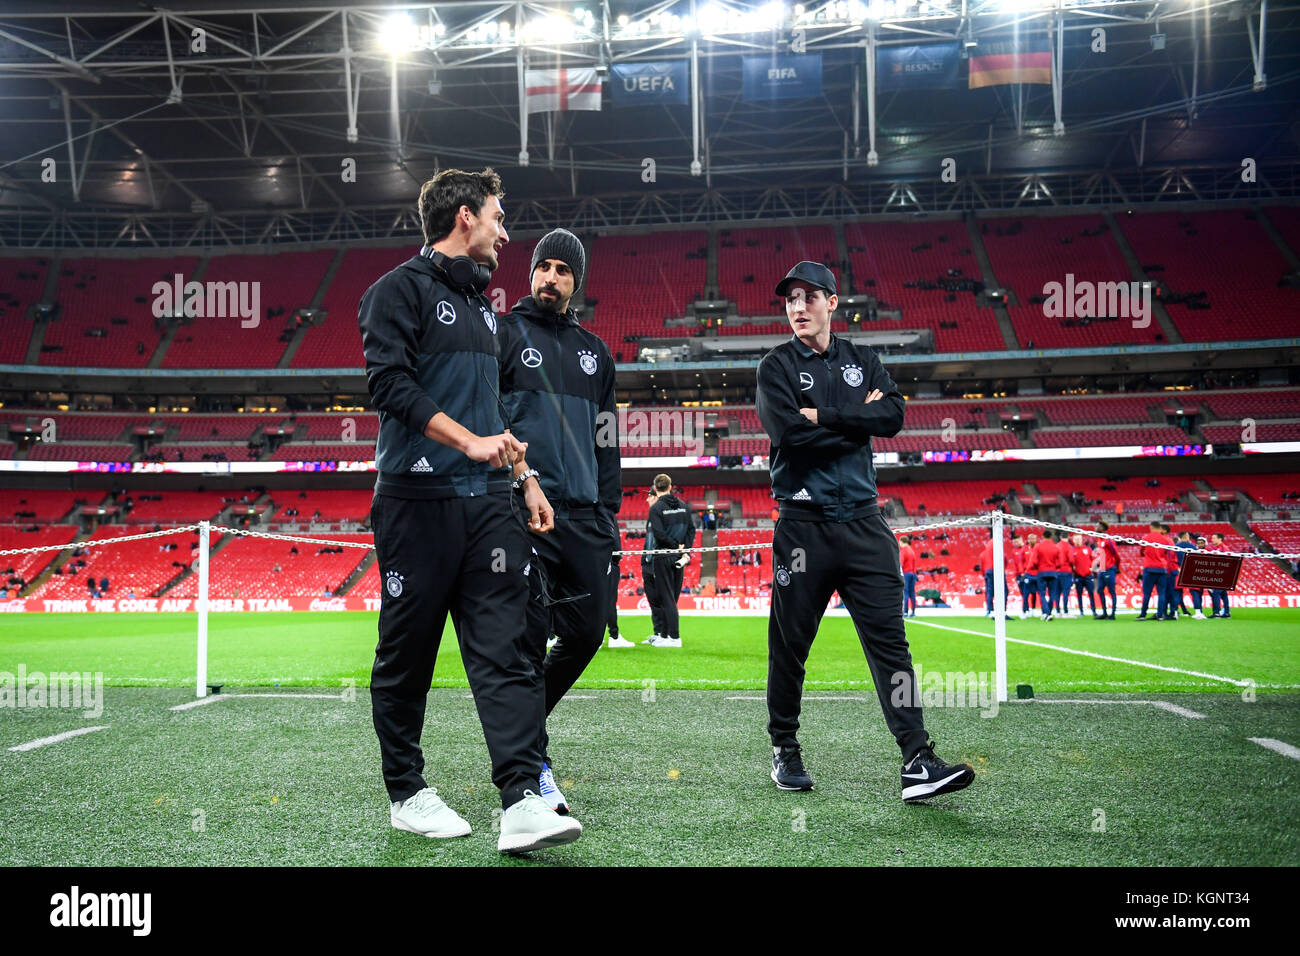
[755,260,974,803]
[497,227,621,814]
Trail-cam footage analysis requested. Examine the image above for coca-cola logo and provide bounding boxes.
[309,597,348,611]
[0,600,27,612]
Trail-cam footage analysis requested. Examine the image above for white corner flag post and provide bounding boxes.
[991,511,1008,703]
[196,520,209,698]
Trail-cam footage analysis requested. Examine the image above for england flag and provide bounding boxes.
[525,67,602,114]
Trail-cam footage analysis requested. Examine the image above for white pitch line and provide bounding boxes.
[170,692,344,711]
[9,726,108,752]
[726,696,867,702]
[1006,698,1207,719]
[1248,737,1300,761]
[906,618,1250,688]
[170,696,229,711]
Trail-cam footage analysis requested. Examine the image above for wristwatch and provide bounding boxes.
[511,468,540,490]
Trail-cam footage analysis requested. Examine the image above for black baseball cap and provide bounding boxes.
[774,260,837,298]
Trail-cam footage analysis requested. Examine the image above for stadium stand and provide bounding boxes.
[1031,477,1196,514]
[29,526,198,600]
[265,489,374,526]
[1211,475,1296,511]
[119,492,233,525]
[584,231,708,345]
[980,215,1160,348]
[718,225,836,318]
[43,256,197,367]
[879,480,1024,516]
[1115,210,1300,342]
[169,532,371,600]
[0,525,78,594]
[0,489,90,522]
[844,219,1005,352]
[877,430,1020,452]
[1031,426,1193,448]
[161,250,334,368]
[28,442,135,461]
[293,246,410,369]
[0,256,50,364]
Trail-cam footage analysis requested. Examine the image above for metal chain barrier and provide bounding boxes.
[1003,513,1300,561]
[0,524,200,557]
[208,525,374,550]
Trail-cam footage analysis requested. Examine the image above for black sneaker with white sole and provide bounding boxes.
[901,744,975,803]
[771,745,814,791]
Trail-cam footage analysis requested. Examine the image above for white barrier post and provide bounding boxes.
[992,511,1008,704]
[196,520,209,699]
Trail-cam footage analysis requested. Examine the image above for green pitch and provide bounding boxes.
[2,611,1297,866]
[3,609,1299,693]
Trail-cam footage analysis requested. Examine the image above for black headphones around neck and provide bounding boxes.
[427,248,492,295]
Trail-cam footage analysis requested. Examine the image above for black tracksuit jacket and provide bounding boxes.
[497,295,621,527]
[357,253,509,499]
[755,333,905,521]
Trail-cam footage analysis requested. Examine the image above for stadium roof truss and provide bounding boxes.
[0,0,1297,247]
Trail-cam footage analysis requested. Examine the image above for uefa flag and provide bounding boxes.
[525,68,602,113]
[967,37,1051,89]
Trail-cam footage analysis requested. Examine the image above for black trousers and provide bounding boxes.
[767,512,929,762]
[370,492,542,810]
[522,516,619,762]
[643,555,685,639]
[606,558,622,639]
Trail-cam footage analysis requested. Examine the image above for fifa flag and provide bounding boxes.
[967,37,1051,89]
[525,68,602,113]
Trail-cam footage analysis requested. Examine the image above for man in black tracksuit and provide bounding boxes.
[359,168,582,853]
[497,228,621,810]
[641,474,696,646]
[756,260,974,803]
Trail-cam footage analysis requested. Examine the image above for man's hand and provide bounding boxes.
[675,553,691,569]
[462,429,527,468]
[522,478,554,534]
[800,389,883,425]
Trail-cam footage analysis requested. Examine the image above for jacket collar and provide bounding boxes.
[791,331,839,359]
[512,294,578,328]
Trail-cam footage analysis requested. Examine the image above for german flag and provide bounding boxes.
[968,37,1051,89]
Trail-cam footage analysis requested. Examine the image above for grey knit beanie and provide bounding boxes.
[529,228,586,294]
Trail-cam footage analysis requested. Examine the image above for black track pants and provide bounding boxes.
[643,555,685,640]
[369,492,543,810]
[767,512,929,762]
[522,517,620,762]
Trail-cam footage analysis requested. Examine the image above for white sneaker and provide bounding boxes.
[640,634,661,645]
[1193,610,1207,619]
[652,636,682,647]
[390,787,471,839]
[498,791,583,854]
[546,636,558,650]
[607,635,635,647]
[538,763,569,814]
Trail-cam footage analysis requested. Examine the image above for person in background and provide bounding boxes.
[640,474,695,647]
[1019,533,1039,618]
[899,534,918,618]
[1070,532,1098,618]
[1093,520,1121,620]
[1028,529,1060,621]
[978,530,1007,618]
[1137,521,1172,621]
[1160,523,1182,618]
[1209,532,1232,618]
[606,551,632,647]
[1175,531,1207,620]
[1054,530,1075,616]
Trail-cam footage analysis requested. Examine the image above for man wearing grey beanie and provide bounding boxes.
[497,228,622,815]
